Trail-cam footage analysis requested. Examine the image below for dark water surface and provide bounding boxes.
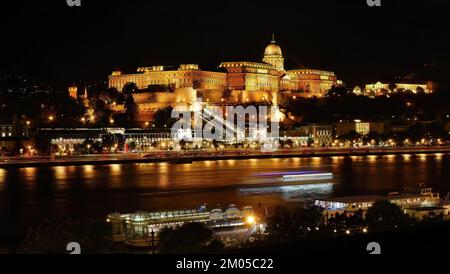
[1,153,449,247]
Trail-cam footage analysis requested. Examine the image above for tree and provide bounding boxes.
[122,82,138,95]
[193,80,200,89]
[326,86,351,97]
[100,87,122,103]
[91,98,113,126]
[102,134,124,152]
[212,139,220,150]
[19,219,127,254]
[147,84,169,93]
[327,212,348,230]
[158,226,175,246]
[347,209,365,228]
[153,106,174,128]
[365,200,414,232]
[426,122,446,139]
[222,88,233,103]
[407,123,426,142]
[265,206,323,243]
[362,131,382,144]
[388,83,397,92]
[338,130,362,142]
[124,94,139,124]
[158,222,223,253]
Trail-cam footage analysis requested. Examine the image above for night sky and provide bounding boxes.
[1,0,449,87]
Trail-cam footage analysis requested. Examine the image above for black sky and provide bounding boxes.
[1,0,449,87]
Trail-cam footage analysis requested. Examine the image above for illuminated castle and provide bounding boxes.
[108,35,339,119]
[68,84,90,108]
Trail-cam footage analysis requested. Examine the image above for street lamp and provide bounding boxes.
[246,215,255,225]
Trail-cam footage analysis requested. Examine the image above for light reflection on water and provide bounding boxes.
[403,154,411,161]
[0,152,449,246]
[239,183,334,201]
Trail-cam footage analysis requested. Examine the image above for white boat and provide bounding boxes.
[282,172,333,182]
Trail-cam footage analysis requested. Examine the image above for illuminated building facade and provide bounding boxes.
[335,120,384,136]
[109,64,227,92]
[283,69,338,97]
[219,61,280,104]
[0,124,31,152]
[107,204,255,247]
[365,81,432,95]
[296,124,334,146]
[107,36,339,119]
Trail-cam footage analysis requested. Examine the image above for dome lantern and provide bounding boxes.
[262,33,284,70]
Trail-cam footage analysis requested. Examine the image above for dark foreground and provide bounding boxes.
[238,221,450,255]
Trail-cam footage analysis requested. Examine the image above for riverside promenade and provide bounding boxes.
[1,146,450,168]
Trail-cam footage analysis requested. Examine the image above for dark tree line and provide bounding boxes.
[265,200,418,244]
[284,87,450,124]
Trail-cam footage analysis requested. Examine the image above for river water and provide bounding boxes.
[1,153,449,248]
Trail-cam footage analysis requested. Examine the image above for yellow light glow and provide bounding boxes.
[246,215,255,225]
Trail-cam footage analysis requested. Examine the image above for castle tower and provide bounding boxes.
[80,85,90,108]
[68,85,78,99]
[262,34,284,71]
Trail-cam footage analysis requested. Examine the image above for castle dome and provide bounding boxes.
[264,43,282,56]
[264,34,282,56]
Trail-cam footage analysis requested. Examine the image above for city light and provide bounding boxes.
[246,215,255,225]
